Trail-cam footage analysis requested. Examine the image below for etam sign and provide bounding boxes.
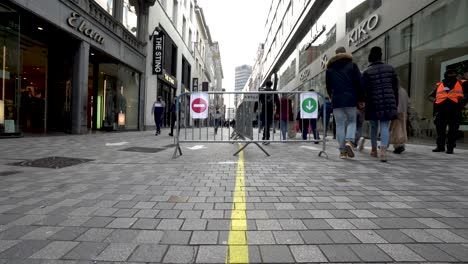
[348,14,379,47]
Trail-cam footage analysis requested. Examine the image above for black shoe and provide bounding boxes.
[393,146,405,154]
[168,133,173,136]
[432,147,445,152]
[446,149,454,154]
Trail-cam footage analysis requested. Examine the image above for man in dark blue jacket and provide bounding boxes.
[326,46,365,159]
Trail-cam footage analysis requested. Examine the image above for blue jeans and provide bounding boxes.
[370,120,390,149]
[280,120,288,140]
[333,107,356,152]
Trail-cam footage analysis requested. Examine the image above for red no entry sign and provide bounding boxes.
[191,98,207,113]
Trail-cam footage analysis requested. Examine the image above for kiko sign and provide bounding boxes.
[348,14,379,47]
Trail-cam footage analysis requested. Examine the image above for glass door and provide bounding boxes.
[0,12,20,134]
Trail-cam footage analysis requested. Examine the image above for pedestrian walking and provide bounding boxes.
[213,109,222,135]
[326,46,365,159]
[390,86,411,154]
[355,107,365,151]
[279,94,293,140]
[254,80,280,144]
[428,68,468,154]
[169,97,177,136]
[152,96,164,136]
[363,46,399,162]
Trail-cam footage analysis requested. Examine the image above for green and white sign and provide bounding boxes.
[300,92,318,119]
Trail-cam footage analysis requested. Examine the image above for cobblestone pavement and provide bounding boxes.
[1,129,468,263]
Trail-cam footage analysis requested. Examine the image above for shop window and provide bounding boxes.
[346,0,382,32]
[173,0,179,28]
[123,0,138,36]
[94,0,113,15]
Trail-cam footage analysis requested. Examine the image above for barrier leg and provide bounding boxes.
[254,142,270,156]
[172,143,183,159]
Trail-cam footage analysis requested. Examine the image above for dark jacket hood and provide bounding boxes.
[327,53,353,69]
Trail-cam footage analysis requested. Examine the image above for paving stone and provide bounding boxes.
[259,245,294,263]
[81,217,114,228]
[425,229,468,243]
[326,230,361,244]
[29,241,79,259]
[299,230,333,244]
[196,245,227,263]
[112,209,139,217]
[273,231,304,244]
[76,228,113,242]
[378,244,425,262]
[375,230,415,243]
[104,230,141,243]
[179,210,202,219]
[0,240,50,259]
[350,230,388,243]
[131,218,160,229]
[181,219,207,230]
[290,245,327,263]
[206,220,230,231]
[156,219,184,230]
[160,231,191,244]
[308,210,334,218]
[48,227,88,241]
[436,244,468,261]
[302,219,332,229]
[325,219,356,229]
[255,220,282,230]
[348,219,380,229]
[59,216,91,227]
[350,244,393,262]
[134,209,160,218]
[95,243,137,261]
[350,209,378,218]
[0,240,20,254]
[163,245,196,263]
[407,244,458,262]
[20,226,63,240]
[0,225,38,240]
[247,231,275,244]
[401,229,443,243]
[106,218,137,228]
[129,244,167,262]
[134,230,164,244]
[190,231,218,244]
[319,244,360,262]
[415,218,450,228]
[278,219,307,230]
[92,208,119,217]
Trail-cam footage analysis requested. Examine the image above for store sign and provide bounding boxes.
[299,69,310,82]
[67,12,105,44]
[164,73,175,86]
[192,78,199,91]
[348,14,379,47]
[321,54,328,69]
[152,33,164,74]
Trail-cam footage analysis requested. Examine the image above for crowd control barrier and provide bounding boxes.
[172,91,330,159]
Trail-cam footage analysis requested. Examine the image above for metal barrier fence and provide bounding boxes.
[172,91,330,159]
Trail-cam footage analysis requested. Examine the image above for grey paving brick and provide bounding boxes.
[76,228,113,242]
[273,231,304,244]
[134,230,164,244]
[92,208,119,217]
[157,209,182,218]
[0,225,38,240]
[348,219,380,229]
[326,230,361,243]
[308,210,334,218]
[179,210,202,219]
[375,229,415,243]
[9,215,46,226]
[156,219,184,230]
[256,220,282,230]
[279,219,307,230]
[247,231,275,244]
[299,230,333,244]
[350,230,388,243]
[48,227,88,241]
[302,219,332,229]
[133,201,156,209]
[436,244,468,261]
[95,243,137,261]
[290,245,327,263]
[190,231,218,244]
[129,244,167,262]
[350,244,392,262]
[0,240,20,254]
[29,241,78,260]
[160,231,191,244]
[104,230,141,243]
[81,217,114,228]
[325,218,357,229]
[34,214,69,226]
[350,209,378,218]
[112,209,139,217]
[260,245,294,263]
[106,217,137,228]
[415,218,450,228]
[181,219,207,230]
[206,220,230,230]
[196,245,227,263]
[163,245,196,263]
[319,245,360,262]
[378,244,425,262]
[20,226,63,240]
[59,216,91,227]
[0,240,50,259]
[425,229,468,243]
[134,209,160,218]
[401,229,442,242]
[407,244,458,262]
[131,218,160,229]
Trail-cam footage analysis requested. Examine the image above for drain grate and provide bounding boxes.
[120,147,166,153]
[11,157,94,169]
[0,171,22,176]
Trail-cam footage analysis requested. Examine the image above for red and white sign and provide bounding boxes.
[190,92,209,119]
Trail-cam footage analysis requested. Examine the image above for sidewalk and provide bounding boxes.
[1,130,468,263]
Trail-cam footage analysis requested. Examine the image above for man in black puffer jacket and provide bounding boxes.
[326,46,364,159]
[363,46,399,162]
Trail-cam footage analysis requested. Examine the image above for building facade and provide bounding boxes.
[145,0,223,129]
[258,0,468,142]
[0,0,154,136]
[234,64,252,107]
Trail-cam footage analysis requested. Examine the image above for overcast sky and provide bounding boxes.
[196,0,271,97]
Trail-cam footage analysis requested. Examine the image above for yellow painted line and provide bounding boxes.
[226,148,249,264]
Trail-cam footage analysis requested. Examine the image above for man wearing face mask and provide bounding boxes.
[428,68,468,154]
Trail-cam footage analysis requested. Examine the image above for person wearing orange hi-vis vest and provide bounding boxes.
[428,68,468,154]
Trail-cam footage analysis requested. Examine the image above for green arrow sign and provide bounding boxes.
[302,98,317,113]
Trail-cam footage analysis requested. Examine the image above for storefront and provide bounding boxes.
[287,0,468,142]
[0,0,148,136]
